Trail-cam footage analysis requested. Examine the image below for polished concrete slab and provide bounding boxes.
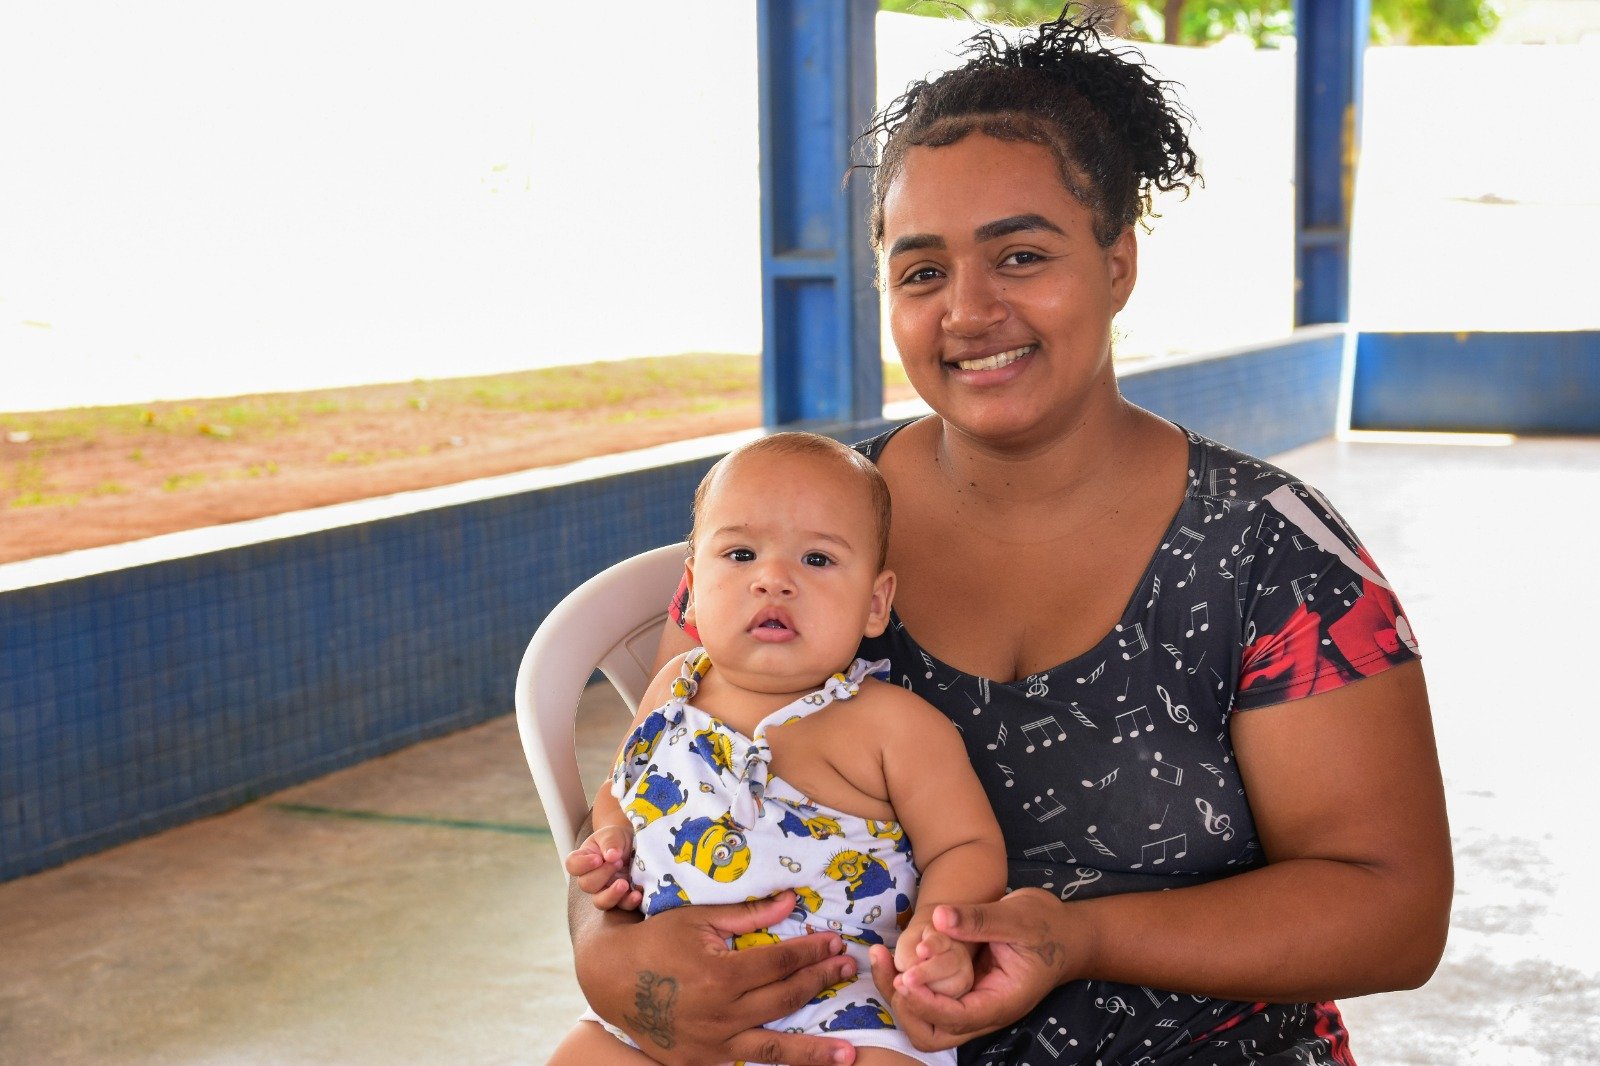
[1,435,1595,1065]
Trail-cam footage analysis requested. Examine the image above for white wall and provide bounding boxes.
[1,8,1594,411]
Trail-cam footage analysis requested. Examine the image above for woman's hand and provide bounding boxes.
[870,890,1074,1049]
[575,891,860,1066]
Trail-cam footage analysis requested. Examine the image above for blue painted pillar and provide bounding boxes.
[1294,0,1367,326]
[756,0,881,426]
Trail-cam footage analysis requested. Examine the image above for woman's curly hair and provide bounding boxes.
[861,4,1200,249]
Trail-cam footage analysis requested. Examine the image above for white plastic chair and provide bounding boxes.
[514,542,688,858]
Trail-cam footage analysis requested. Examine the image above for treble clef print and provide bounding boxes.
[1026,673,1050,698]
[1058,866,1102,900]
[1156,684,1197,732]
[1195,797,1236,841]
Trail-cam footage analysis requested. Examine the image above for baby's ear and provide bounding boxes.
[863,569,896,638]
[682,559,696,627]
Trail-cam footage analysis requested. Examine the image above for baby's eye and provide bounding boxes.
[726,548,755,562]
[802,552,833,567]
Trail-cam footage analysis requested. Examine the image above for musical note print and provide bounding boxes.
[1117,622,1148,660]
[1195,797,1236,841]
[1095,994,1136,1016]
[1067,702,1098,730]
[918,650,934,679]
[1290,572,1321,606]
[1255,510,1285,552]
[1112,704,1154,742]
[996,762,1016,789]
[1023,841,1075,864]
[1199,761,1227,787]
[1146,575,1161,609]
[1175,562,1197,589]
[1022,716,1066,752]
[1143,987,1177,1009]
[1080,768,1119,790]
[1036,1016,1078,1059]
[1083,825,1118,858]
[1130,833,1188,869]
[1076,660,1106,685]
[1162,525,1205,560]
[1057,867,1102,900]
[1160,642,1184,670]
[1156,685,1197,732]
[1025,673,1051,698]
[977,676,991,705]
[1024,789,1066,821]
[1151,751,1183,786]
[1148,802,1170,832]
[1185,601,1210,637]
[1185,649,1207,676]
[986,722,1008,751]
[1208,466,1239,497]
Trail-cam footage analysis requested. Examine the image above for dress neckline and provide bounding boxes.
[872,421,1209,688]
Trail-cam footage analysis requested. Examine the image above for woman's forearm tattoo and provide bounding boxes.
[625,971,679,1049]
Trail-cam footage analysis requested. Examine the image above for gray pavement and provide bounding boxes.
[1,435,1595,1065]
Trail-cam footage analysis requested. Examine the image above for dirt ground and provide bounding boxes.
[1,355,917,565]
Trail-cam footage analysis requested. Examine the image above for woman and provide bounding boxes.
[562,12,1451,1065]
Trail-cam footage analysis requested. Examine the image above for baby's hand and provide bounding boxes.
[894,926,975,999]
[563,824,642,911]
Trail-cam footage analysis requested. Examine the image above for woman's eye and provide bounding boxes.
[727,548,755,562]
[897,266,942,286]
[802,552,832,567]
[1003,250,1044,267]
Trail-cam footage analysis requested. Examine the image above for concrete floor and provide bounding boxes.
[2,435,1597,1065]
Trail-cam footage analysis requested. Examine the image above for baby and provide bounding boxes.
[553,431,1006,1066]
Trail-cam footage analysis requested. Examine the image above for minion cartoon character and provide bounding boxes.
[823,850,894,913]
[821,997,895,1032]
[777,810,843,840]
[895,892,913,931]
[619,712,668,768]
[730,928,783,951]
[789,886,824,922]
[626,771,687,830]
[671,814,752,882]
[688,724,735,777]
[647,874,689,913]
[808,976,852,1005]
[866,819,911,854]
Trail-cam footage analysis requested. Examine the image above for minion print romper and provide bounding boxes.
[595,649,952,1065]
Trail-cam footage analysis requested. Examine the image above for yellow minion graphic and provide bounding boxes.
[823,849,894,913]
[671,813,752,882]
[626,771,688,831]
[730,928,783,951]
[866,819,910,854]
[789,886,824,921]
[689,724,736,777]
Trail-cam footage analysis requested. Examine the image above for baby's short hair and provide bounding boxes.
[689,432,892,571]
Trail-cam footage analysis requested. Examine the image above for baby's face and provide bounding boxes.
[687,450,892,695]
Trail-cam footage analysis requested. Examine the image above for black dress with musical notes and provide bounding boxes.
[667,423,1419,1064]
[854,424,1420,1066]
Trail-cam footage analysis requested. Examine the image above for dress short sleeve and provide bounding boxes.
[1235,480,1420,711]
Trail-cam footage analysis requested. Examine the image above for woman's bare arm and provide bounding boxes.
[881,661,1452,1040]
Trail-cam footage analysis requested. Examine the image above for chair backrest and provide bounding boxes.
[514,542,688,858]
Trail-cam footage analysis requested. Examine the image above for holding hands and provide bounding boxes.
[564,823,643,911]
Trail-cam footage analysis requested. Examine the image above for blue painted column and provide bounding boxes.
[1294,0,1368,326]
[756,0,881,426]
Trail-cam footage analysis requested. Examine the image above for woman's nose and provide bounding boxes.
[942,270,1007,337]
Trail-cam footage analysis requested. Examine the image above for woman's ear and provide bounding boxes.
[1108,226,1138,313]
[863,569,897,638]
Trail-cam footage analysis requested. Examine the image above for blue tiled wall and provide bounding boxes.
[1352,331,1600,434]
[0,334,1342,882]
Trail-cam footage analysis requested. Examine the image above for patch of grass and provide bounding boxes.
[163,472,207,492]
[11,491,82,509]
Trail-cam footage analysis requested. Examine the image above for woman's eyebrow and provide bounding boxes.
[974,213,1065,243]
[887,233,944,258]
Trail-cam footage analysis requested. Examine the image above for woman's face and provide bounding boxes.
[880,134,1136,450]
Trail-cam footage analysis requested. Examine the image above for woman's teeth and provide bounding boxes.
[955,345,1034,371]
